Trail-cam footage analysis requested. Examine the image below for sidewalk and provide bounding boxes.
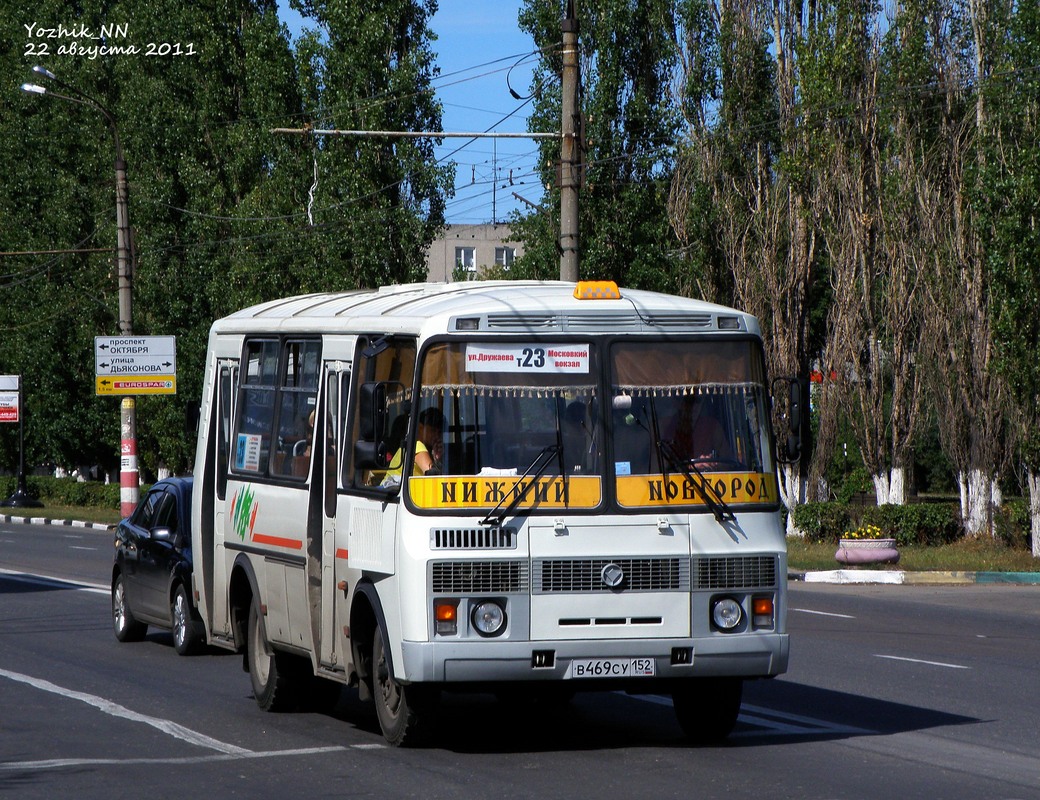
[0,512,113,531]
[791,568,1040,585]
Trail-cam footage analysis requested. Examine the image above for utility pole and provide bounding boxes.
[559,0,580,282]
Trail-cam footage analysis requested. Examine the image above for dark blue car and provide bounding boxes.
[111,476,204,655]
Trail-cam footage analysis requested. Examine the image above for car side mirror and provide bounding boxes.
[149,526,173,542]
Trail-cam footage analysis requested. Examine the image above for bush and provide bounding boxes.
[0,476,120,510]
[862,503,960,547]
[994,500,1030,550]
[792,502,852,543]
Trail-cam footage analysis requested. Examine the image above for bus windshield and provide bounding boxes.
[418,341,599,476]
[610,340,777,509]
[409,338,777,514]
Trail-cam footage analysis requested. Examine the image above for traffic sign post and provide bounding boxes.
[1,374,42,508]
[94,336,177,395]
[94,336,177,516]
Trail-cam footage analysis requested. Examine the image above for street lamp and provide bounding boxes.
[21,66,139,517]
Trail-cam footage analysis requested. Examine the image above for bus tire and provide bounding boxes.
[112,573,147,642]
[672,677,743,745]
[247,600,296,711]
[171,584,204,656]
[372,624,436,746]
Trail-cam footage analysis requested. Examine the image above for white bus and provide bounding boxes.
[190,280,796,746]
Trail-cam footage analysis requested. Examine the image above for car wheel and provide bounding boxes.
[372,624,437,746]
[246,599,298,711]
[171,584,203,656]
[673,677,743,745]
[112,574,147,642]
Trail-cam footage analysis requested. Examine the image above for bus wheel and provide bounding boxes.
[112,574,147,642]
[372,625,437,746]
[247,600,296,711]
[672,677,743,745]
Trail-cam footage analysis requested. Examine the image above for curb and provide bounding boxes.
[790,569,1040,585]
[0,513,114,531]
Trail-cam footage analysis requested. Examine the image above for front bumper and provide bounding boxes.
[399,632,789,684]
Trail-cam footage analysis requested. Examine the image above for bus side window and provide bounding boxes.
[232,338,320,480]
[346,336,417,490]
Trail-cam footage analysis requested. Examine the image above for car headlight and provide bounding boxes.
[712,597,743,631]
[471,600,506,637]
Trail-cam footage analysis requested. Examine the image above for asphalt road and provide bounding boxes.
[2,520,1039,799]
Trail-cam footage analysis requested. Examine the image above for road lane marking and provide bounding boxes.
[0,568,108,595]
[791,607,856,619]
[0,668,252,755]
[874,654,970,670]
[0,748,350,771]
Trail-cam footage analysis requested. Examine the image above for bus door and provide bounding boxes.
[315,362,350,670]
[338,337,418,614]
[204,358,237,641]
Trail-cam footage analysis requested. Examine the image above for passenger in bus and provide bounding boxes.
[383,406,444,482]
[671,394,732,465]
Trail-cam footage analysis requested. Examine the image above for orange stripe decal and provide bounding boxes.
[336,548,349,560]
[251,533,304,550]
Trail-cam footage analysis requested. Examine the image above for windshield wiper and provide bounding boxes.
[644,396,734,524]
[657,439,735,523]
[480,444,561,527]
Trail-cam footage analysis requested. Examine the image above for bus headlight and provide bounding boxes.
[471,600,506,637]
[711,597,743,631]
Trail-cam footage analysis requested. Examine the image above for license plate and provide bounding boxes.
[565,657,656,679]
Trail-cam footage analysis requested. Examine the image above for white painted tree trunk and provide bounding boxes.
[1028,469,1040,559]
[780,463,808,537]
[960,469,995,537]
[156,463,171,481]
[872,472,891,505]
[889,467,906,505]
[872,467,907,506]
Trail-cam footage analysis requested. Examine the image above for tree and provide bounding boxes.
[979,1,1040,553]
[513,0,682,289]
[1,0,451,478]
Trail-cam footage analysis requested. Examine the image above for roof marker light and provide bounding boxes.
[574,280,621,300]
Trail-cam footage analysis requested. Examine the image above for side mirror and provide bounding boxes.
[149,526,173,542]
[357,382,388,442]
[772,376,803,464]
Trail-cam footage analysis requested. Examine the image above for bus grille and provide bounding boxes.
[534,558,690,593]
[431,560,529,594]
[692,556,777,590]
[430,527,517,550]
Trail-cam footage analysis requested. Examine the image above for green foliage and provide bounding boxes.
[0,476,120,509]
[0,0,449,476]
[861,503,960,547]
[794,500,961,546]
[513,0,682,288]
[994,500,1031,550]
[792,502,853,543]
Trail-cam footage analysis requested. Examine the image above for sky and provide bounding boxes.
[276,0,546,226]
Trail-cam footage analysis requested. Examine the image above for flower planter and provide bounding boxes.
[835,537,900,566]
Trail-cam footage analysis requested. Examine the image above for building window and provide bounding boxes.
[455,247,476,273]
[495,246,515,268]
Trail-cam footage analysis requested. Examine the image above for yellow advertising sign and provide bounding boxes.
[409,475,602,510]
[96,375,177,396]
[615,472,778,508]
